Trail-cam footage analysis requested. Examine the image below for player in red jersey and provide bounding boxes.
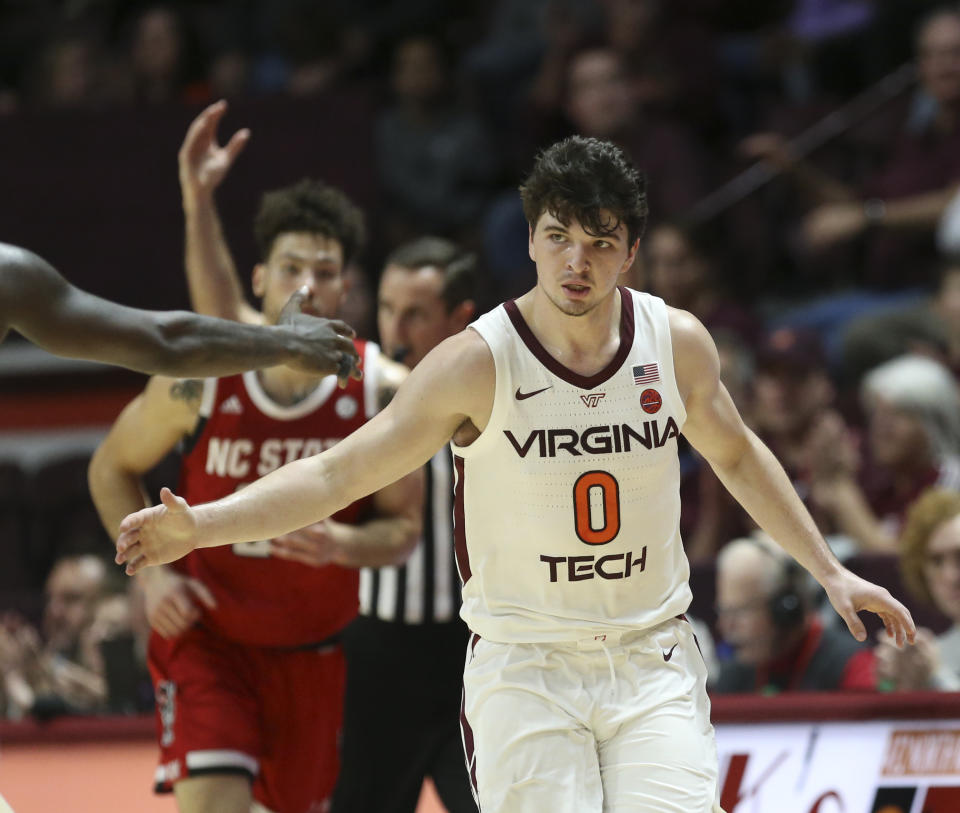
[89,177,421,813]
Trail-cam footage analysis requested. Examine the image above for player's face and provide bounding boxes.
[378,264,463,368]
[924,514,960,621]
[528,212,638,317]
[254,232,346,324]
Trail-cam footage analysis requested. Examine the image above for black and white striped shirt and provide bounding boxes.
[358,448,461,623]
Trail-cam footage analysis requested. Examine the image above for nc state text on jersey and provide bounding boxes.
[204,437,341,478]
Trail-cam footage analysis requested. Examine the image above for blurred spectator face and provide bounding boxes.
[43,556,107,653]
[917,12,960,107]
[209,51,248,99]
[392,37,445,105]
[565,48,634,137]
[253,233,346,325]
[603,0,659,52]
[43,38,97,107]
[923,513,960,621]
[867,396,931,469]
[646,224,707,310]
[716,545,778,666]
[378,264,454,369]
[132,7,182,82]
[751,329,832,437]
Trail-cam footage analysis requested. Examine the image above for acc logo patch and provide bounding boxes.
[640,388,661,414]
[335,395,359,420]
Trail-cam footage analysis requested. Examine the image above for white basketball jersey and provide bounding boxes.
[453,287,692,643]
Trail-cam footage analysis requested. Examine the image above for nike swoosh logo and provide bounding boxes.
[515,385,553,400]
[662,643,678,662]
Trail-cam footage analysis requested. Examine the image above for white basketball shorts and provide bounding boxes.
[461,616,723,812]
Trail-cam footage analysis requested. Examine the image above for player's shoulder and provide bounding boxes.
[666,306,715,355]
[411,329,493,389]
[665,306,721,398]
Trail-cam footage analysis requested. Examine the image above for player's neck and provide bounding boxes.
[517,286,623,376]
[256,365,324,405]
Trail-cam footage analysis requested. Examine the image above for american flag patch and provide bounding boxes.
[633,363,660,385]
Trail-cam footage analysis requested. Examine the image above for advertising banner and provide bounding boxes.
[716,719,960,813]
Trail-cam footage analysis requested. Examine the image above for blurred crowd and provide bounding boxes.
[5,0,960,716]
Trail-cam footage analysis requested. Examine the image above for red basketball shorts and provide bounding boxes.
[148,624,345,813]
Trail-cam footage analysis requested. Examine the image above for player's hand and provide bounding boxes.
[277,286,361,387]
[139,567,217,639]
[821,568,916,646]
[178,99,250,203]
[116,488,201,575]
[270,519,342,567]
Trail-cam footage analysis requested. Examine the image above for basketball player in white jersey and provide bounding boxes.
[115,136,917,812]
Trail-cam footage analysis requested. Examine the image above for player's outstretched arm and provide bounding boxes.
[89,377,218,638]
[116,328,494,574]
[0,242,359,378]
[179,99,261,324]
[671,307,917,647]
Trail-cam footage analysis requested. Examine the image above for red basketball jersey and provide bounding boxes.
[177,340,380,646]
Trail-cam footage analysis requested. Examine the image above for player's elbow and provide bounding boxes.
[148,312,208,375]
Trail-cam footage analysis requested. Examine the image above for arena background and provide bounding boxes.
[3,2,960,812]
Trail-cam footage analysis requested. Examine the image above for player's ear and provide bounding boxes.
[622,238,641,274]
[252,263,266,297]
[528,224,536,262]
[338,269,352,306]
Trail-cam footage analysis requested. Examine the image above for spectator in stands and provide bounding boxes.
[748,328,848,519]
[78,579,153,714]
[714,536,876,693]
[375,32,498,244]
[645,222,761,345]
[741,7,960,288]
[123,5,205,105]
[29,28,106,110]
[600,0,721,132]
[841,256,960,383]
[875,488,960,690]
[0,555,111,718]
[536,44,711,220]
[809,354,960,553]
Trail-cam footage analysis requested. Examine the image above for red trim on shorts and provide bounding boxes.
[453,456,471,584]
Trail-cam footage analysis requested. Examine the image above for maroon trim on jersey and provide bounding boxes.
[460,634,481,804]
[453,455,471,584]
[503,286,635,390]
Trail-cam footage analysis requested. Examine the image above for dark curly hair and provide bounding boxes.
[253,179,366,266]
[519,136,648,247]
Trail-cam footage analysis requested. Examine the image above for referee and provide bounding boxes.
[332,238,479,813]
